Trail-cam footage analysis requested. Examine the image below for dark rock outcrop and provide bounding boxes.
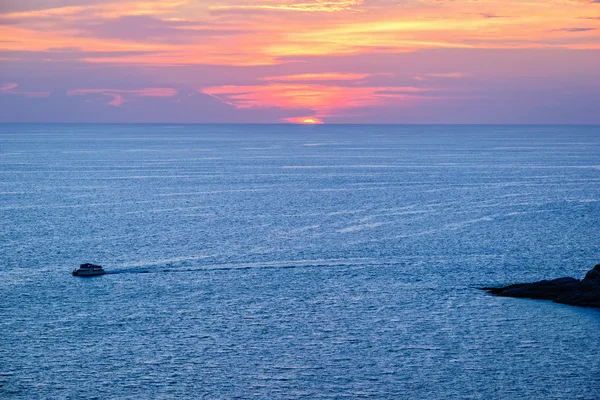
[482,264,600,308]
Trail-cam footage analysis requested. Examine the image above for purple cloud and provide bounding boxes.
[478,13,512,19]
[0,12,249,44]
[0,48,161,63]
[558,27,597,32]
[0,0,115,13]
[65,15,250,44]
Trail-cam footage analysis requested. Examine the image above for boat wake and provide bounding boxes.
[104,258,382,276]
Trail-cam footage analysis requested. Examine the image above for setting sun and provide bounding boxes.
[284,116,325,124]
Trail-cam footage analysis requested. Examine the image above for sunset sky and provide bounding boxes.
[1,0,599,123]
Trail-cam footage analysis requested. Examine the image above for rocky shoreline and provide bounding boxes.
[482,264,600,308]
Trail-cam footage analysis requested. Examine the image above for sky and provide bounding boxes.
[0,0,599,124]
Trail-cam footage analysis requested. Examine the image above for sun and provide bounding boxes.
[284,116,325,124]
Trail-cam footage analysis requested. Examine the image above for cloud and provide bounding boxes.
[64,15,249,44]
[0,82,50,97]
[557,27,597,32]
[414,72,468,80]
[0,88,310,123]
[0,0,187,17]
[478,13,512,19]
[260,72,369,82]
[1,11,248,44]
[0,0,109,13]
[373,88,435,95]
[209,0,364,14]
[0,83,19,91]
[67,87,177,106]
[427,72,466,78]
[201,83,431,117]
[0,48,161,63]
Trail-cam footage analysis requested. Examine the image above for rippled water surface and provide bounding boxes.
[1,124,600,399]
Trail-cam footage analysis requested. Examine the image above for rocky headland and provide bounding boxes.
[483,264,600,308]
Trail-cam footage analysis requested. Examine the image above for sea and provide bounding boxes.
[1,124,599,399]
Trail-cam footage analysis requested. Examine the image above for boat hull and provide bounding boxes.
[72,270,105,277]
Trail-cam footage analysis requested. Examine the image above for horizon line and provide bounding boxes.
[1,122,599,126]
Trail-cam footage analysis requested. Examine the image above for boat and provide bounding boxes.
[72,263,105,277]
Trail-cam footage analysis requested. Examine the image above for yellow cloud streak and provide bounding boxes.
[209,1,363,13]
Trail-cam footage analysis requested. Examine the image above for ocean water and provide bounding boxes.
[1,124,599,399]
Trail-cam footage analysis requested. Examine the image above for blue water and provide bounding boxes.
[1,124,599,399]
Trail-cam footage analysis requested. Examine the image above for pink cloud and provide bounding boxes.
[67,87,177,106]
[426,72,468,78]
[0,83,19,91]
[201,83,432,118]
[0,82,50,98]
[260,72,370,82]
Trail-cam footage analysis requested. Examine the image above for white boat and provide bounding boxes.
[72,263,105,277]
